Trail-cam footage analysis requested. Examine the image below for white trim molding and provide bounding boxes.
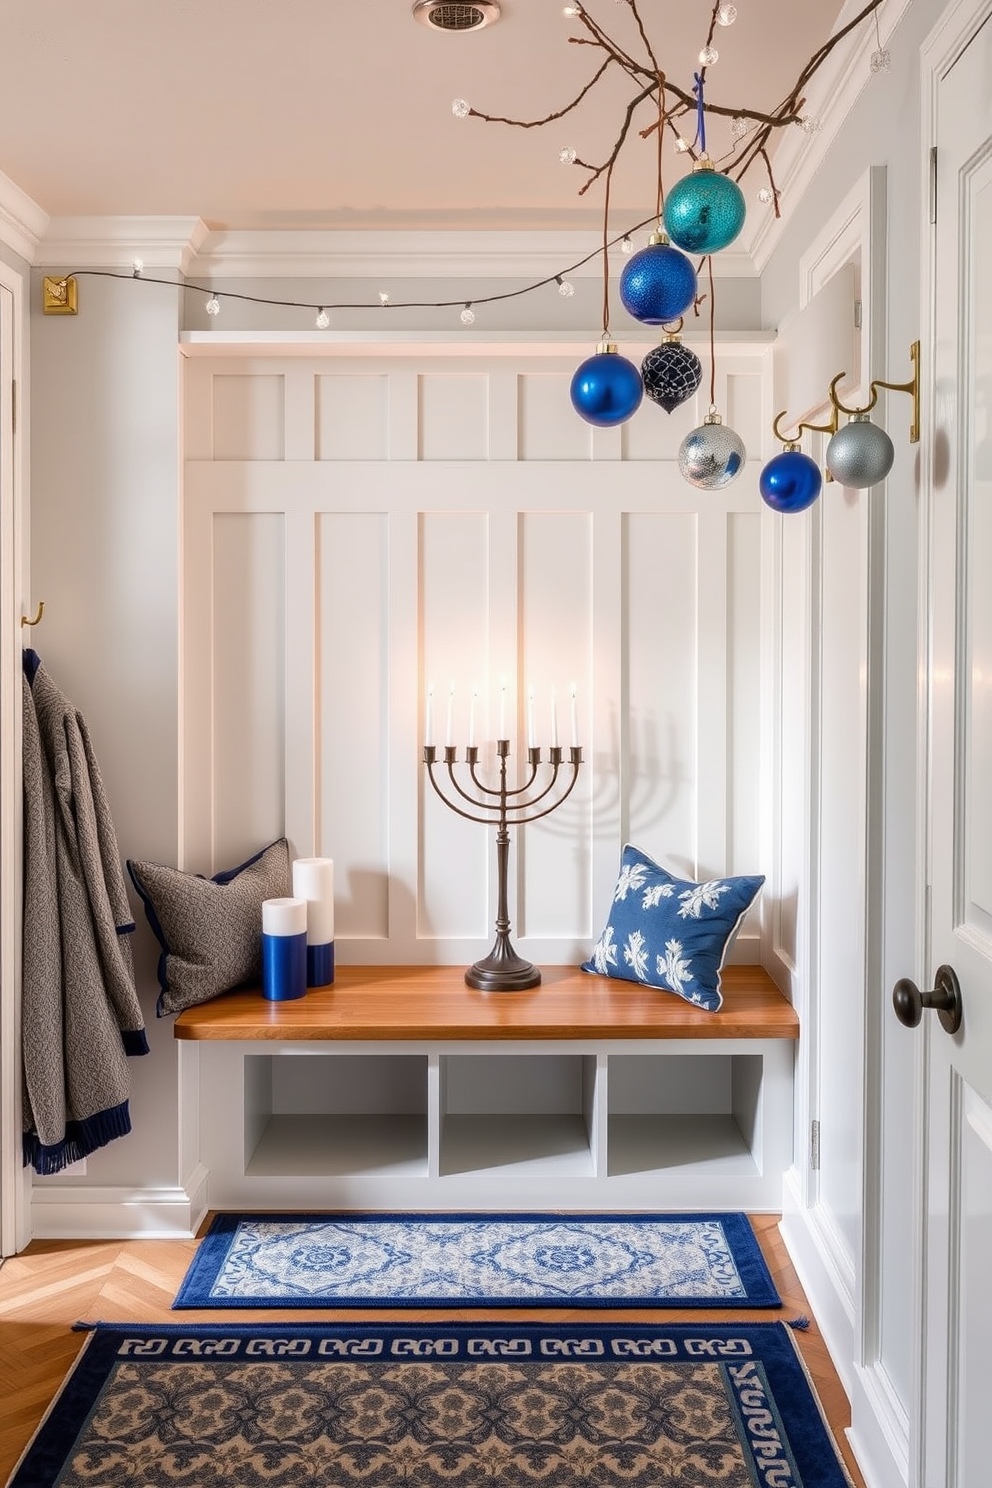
[30,1165,209,1242]
[0,169,49,263]
[38,216,210,272]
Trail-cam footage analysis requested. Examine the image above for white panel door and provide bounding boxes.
[922,11,992,1484]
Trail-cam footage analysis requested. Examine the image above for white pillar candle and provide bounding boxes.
[499,677,507,739]
[425,681,434,746]
[527,686,535,748]
[550,688,559,748]
[262,897,308,937]
[292,857,335,944]
[468,683,478,747]
[446,680,455,747]
[570,683,578,746]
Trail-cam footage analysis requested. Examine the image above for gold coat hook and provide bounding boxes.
[771,407,839,445]
[828,340,920,443]
[21,601,45,628]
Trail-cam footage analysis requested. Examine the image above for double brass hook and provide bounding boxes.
[828,340,920,443]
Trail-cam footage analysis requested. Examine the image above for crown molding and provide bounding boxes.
[0,169,49,263]
[187,228,757,282]
[747,0,912,275]
[37,216,210,272]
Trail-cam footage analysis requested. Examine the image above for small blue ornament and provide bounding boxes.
[619,233,697,325]
[759,447,823,512]
[664,160,747,255]
[570,344,643,427]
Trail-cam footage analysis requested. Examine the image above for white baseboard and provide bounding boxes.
[30,1164,209,1241]
[779,1168,857,1395]
[847,1358,911,1488]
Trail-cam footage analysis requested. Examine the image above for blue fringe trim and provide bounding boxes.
[787,1315,811,1330]
[23,1100,133,1174]
[122,1027,150,1055]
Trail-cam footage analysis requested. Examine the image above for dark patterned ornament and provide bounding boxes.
[641,331,703,413]
[619,232,697,325]
[570,342,643,427]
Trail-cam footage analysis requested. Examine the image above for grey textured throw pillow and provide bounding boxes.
[127,838,291,1015]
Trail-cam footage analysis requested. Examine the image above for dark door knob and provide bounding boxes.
[892,964,962,1034]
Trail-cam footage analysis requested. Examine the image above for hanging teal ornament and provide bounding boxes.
[570,341,643,426]
[678,408,745,489]
[825,414,895,488]
[665,156,747,254]
[759,443,823,512]
[663,74,746,254]
[619,231,697,325]
[641,326,702,413]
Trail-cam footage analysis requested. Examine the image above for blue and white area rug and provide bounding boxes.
[10,1321,849,1488]
[173,1211,781,1309]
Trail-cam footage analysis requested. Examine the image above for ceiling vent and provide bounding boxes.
[412,2,501,31]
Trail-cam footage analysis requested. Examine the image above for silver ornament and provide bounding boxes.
[678,410,746,489]
[825,414,895,489]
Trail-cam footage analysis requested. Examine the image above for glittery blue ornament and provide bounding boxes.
[664,159,747,255]
[619,233,697,325]
[759,447,823,512]
[570,344,643,427]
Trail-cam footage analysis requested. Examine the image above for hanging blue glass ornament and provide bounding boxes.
[825,414,895,488]
[619,231,697,325]
[678,408,746,489]
[759,443,823,512]
[664,157,747,255]
[641,329,703,413]
[570,342,643,426]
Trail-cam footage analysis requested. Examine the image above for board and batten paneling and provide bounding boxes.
[181,350,770,968]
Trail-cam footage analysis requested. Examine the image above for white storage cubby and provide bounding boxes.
[190,1036,793,1212]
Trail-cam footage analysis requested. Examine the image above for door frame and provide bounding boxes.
[0,253,30,1256]
[916,0,992,1480]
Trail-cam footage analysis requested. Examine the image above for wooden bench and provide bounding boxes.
[175,964,797,1213]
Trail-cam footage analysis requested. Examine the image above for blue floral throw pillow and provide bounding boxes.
[581,844,764,1011]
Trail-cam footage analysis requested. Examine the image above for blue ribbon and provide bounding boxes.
[694,71,706,156]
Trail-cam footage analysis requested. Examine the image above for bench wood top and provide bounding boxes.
[173,963,798,1042]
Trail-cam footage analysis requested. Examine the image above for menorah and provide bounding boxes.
[423,739,583,992]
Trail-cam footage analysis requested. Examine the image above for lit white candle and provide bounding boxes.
[425,681,434,746]
[446,680,455,746]
[499,677,507,739]
[550,688,559,748]
[570,682,578,746]
[527,686,536,749]
[468,683,478,747]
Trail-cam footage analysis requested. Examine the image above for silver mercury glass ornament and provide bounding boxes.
[678,407,746,490]
[824,413,895,489]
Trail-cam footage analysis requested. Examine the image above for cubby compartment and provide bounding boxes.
[439,1053,597,1178]
[243,1053,429,1177]
[606,1053,762,1177]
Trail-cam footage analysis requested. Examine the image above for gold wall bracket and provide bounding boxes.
[828,339,920,443]
[771,406,839,482]
[42,276,78,315]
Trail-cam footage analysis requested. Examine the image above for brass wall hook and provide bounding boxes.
[828,340,920,444]
[21,601,45,628]
[771,407,839,445]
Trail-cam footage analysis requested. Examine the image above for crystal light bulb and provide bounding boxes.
[730,116,748,140]
[717,3,737,23]
[699,44,719,65]
[315,308,329,330]
[131,258,143,277]
[757,186,774,204]
[563,4,581,14]
[556,276,575,298]
[621,235,634,254]
[871,47,891,72]
[559,146,577,165]
[205,295,220,317]
[674,136,690,154]
[379,291,390,306]
[799,115,820,134]
[451,98,470,118]
[460,304,476,325]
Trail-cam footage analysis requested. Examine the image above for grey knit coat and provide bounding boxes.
[21,651,149,1173]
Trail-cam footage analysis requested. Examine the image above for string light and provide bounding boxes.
[451,98,470,118]
[798,116,820,134]
[556,275,575,298]
[315,307,330,329]
[559,146,578,165]
[131,259,143,277]
[717,3,737,23]
[621,235,634,254]
[757,186,774,204]
[730,116,748,140]
[698,44,719,65]
[379,291,390,306]
[460,303,476,324]
[205,294,220,317]
[674,136,691,153]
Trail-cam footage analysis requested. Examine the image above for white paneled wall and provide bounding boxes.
[182,348,770,968]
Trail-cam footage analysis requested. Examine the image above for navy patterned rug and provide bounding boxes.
[10,1321,850,1488]
[173,1212,780,1309]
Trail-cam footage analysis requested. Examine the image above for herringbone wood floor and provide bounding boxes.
[0,1212,866,1487]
